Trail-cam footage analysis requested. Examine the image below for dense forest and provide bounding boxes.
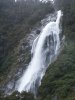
[38,0,75,100]
[0,0,54,71]
[0,0,54,88]
[0,0,75,100]
[0,0,54,99]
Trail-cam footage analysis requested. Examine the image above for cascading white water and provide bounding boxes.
[16,10,62,94]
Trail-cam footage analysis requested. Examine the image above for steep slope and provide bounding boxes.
[0,0,54,96]
[0,0,75,100]
[38,0,75,100]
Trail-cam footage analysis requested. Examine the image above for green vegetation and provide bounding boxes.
[0,0,75,100]
[38,42,75,100]
[0,0,54,70]
[38,0,75,100]
[0,0,54,86]
[0,0,54,99]
[0,91,35,100]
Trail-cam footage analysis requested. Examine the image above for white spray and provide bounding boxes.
[17,10,62,94]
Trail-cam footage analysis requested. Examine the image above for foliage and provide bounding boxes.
[0,0,54,85]
[38,42,75,100]
[0,0,54,70]
[55,0,75,40]
[0,91,35,100]
[1,0,75,100]
[38,0,75,100]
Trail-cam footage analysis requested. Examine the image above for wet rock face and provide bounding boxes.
[36,30,40,34]
[4,37,31,94]
[1,13,54,94]
[18,39,31,64]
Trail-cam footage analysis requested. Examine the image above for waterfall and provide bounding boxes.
[16,10,62,94]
